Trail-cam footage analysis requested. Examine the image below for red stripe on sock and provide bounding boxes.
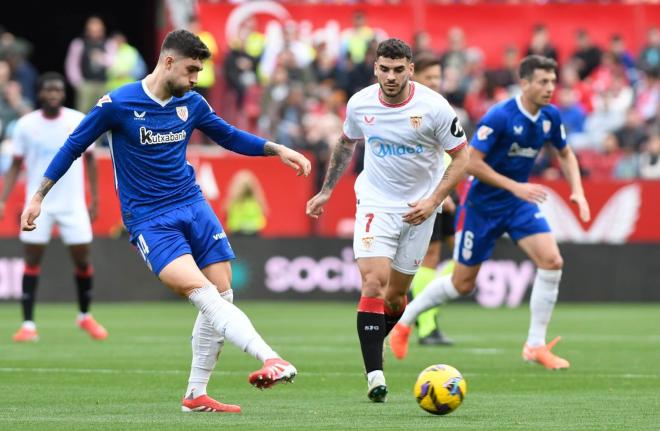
[357,296,384,314]
[24,264,40,276]
[75,265,94,278]
[384,297,407,317]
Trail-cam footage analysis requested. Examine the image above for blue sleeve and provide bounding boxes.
[195,98,266,156]
[548,108,568,151]
[44,98,116,182]
[470,107,503,154]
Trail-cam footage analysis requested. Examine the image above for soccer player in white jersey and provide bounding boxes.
[306,39,469,402]
[20,30,311,413]
[0,72,107,342]
[389,55,591,370]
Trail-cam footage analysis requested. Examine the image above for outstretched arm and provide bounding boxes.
[306,134,361,218]
[403,144,469,225]
[555,145,590,222]
[264,141,311,177]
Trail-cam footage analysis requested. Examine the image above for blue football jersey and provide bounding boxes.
[44,80,266,228]
[466,96,567,213]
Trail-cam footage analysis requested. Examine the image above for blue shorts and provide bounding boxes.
[128,200,235,275]
[453,200,551,266]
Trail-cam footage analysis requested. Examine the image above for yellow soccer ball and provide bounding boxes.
[413,364,467,415]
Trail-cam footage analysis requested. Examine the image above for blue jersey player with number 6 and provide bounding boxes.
[20,29,311,413]
[390,55,591,370]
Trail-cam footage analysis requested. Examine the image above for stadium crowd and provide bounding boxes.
[0,13,658,183]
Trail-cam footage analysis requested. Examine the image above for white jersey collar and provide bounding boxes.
[515,95,541,122]
[141,79,173,107]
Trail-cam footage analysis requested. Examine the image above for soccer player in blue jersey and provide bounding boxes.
[20,29,311,413]
[390,55,591,370]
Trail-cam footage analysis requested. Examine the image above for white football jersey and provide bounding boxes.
[12,108,93,213]
[343,82,466,211]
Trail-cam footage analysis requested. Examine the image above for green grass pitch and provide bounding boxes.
[0,302,659,430]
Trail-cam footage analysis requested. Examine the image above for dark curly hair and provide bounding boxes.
[161,29,210,60]
[376,38,413,62]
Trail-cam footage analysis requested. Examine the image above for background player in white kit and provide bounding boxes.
[0,72,107,342]
[306,39,469,402]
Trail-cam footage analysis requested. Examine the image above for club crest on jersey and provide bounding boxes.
[409,115,423,129]
[477,125,493,141]
[361,236,375,251]
[176,106,188,122]
[364,115,375,125]
[543,120,551,134]
[96,94,112,107]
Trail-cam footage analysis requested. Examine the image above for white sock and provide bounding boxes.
[188,285,278,363]
[185,289,234,398]
[527,269,562,347]
[22,321,36,330]
[400,275,460,327]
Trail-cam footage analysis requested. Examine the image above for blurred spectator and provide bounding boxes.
[634,68,659,124]
[638,27,659,74]
[342,11,375,64]
[488,45,519,91]
[413,31,434,57]
[274,83,307,149]
[590,51,625,95]
[187,16,218,100]
[584,73,633,149]
[639,134,660,179]
[557,63,593,113]
[525,24,558,61]
[571,29,602,80]
[610,34,637,84]
[615,109,648,152]
[557,87,587,148]
[613,144,639,179]
[303,88,343,191]
[106,32,146,91]
[440,27,467,75]
[579,133,622,180]
[0,60,32,143]
[260,21,314,84]
[224,170,268,237]
[65,16,115,112]
[223,38,258,110]
[0,27,38,104]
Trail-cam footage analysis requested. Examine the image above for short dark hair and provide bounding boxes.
[376,38,412,62]
[518,55,557,80]
[413,52,441,73]
[161,29,210,60]
[38,71,66,91]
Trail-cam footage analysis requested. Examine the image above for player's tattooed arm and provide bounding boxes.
[306,135,361,218]
[35,177,55,200]
[263,142,280,156]
[320,135,361,194]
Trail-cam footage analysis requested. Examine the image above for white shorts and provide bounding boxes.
[352,207,436,275]
[20,206,93,245]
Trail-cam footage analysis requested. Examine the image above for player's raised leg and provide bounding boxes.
[390,262,478,359]
[13,244,45,342]
[182,261,239,413]
[356,257,390,402]
[159,256,296,391]
[69,244,108,340]
[518,232,569,370]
